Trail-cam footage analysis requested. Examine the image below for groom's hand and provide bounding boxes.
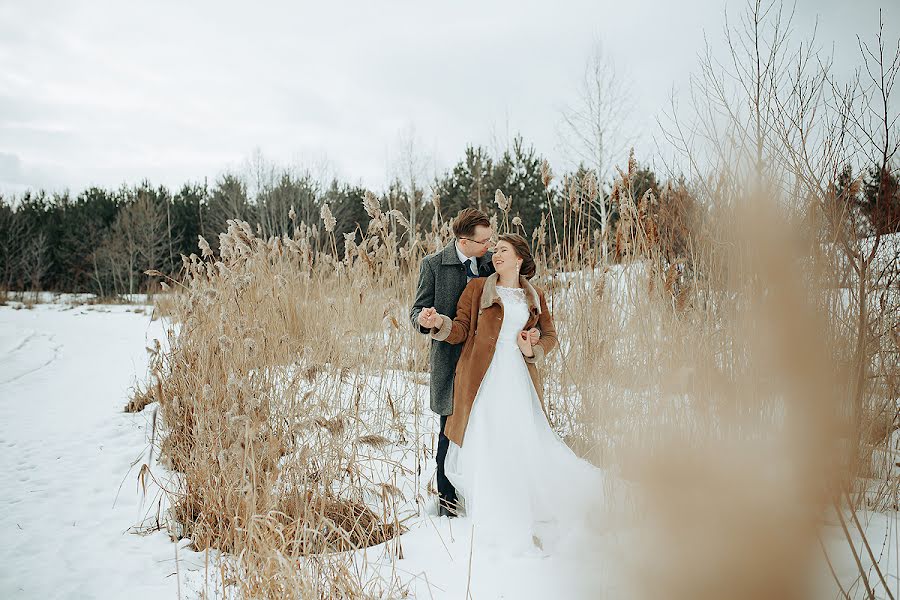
[418,307,439,328]
[527,328,541,346]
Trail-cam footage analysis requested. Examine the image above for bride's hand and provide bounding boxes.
[526,327,540,345]
[517,331,535,357]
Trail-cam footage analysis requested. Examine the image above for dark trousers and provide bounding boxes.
[436,415,458,512]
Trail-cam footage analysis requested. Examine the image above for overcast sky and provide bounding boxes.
[0,0,892,196]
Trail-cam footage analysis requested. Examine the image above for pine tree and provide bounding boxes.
[204,175,254,249]
[499,136,547,236]
[432,145,496,219]
[432,137,551,237]
[859,165,900,235]
[171,183,207,269]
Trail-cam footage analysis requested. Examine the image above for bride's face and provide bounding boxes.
[491,241,520,278]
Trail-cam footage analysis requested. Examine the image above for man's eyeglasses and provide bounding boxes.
[458,236,493,247]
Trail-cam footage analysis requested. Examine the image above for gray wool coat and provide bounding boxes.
[410,240,495,416]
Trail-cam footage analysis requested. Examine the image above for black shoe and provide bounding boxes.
[438,501,458,518]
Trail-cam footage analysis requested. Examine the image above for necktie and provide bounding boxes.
[466,258,479,279]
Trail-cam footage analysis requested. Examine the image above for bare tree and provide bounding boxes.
[392,124,430,246]
[726,0,795,181]
[132,193,169,288]
[559,43,633,182]
[99,193,168,296]
[840,13,900,505]
[661,0,798,198]
[21,230,49,298]
[558,42,634,256]
[244,148,277,203]
[851,10,900,234]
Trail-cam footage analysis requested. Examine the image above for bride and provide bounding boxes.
[418,234,605,555]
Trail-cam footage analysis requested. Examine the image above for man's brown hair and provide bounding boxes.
[451,208,491,238]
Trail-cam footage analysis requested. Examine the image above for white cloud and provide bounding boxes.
[0,0,891,196]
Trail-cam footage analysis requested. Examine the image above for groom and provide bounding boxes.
[410,208,538,517]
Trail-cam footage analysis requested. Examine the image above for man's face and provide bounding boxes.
[460,225,494,258]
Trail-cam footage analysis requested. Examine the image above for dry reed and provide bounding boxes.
[128,145,898,597]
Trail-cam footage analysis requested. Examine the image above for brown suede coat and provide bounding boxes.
[430,272,558,446]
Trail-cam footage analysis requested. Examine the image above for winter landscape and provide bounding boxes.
[2,1,900,599]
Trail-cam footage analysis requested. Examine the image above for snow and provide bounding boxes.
[819,509,900,599]
[2,291,156,306]
[0,302,204,599]
[366,515,625,598]
[2,298,898,599]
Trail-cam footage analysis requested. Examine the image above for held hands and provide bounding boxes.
[417,307,441,329]
[420,307,539,348]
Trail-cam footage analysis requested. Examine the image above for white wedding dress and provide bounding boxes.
[444,285,606,555]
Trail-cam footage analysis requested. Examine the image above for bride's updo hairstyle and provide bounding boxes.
[497,233,537,279]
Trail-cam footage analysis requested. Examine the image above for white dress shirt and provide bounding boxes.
[455,242,470,263]
[456,242,478,280]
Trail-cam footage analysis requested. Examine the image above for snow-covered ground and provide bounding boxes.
[0,302,203,599]
[2,299,898,599]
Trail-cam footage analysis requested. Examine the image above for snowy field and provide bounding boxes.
[1,298,898,599]
[0,301,200,599]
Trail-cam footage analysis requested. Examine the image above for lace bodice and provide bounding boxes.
[496,286,529,344]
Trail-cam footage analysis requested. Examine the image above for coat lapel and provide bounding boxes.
[440,240,462,265]
[479,273,500,310]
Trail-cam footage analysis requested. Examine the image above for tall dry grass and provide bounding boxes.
[134,203,460,597]
[130,150,898,598]
[547,144,898,597]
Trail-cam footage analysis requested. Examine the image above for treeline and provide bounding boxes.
[0,136,584,295]
[1,135,897,296]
